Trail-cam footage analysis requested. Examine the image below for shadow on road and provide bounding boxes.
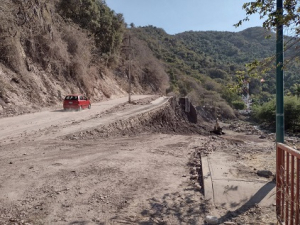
[111,187,207,225]
[218,181,276,223]
[51,109,65,112]
[69,221,90,225]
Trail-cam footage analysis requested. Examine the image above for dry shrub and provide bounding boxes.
[88,66,112,98]
[179,75,235,119]
[62,30,79,55]
[128,34,169,93]
[49,29,71,62]
[0,0,105,111]
[0,24,26,74]
[0,77,8,100]
[1,0,59,75]
[61,26,93,62]
[204,79,221,92]
[187,89,205,106]
[61,26,94,91]
[50,59,69,81]
[187,82,236,120]
[16,0,93,93]
[0,1,25,73]
[69,58,91,95]
[25,23,94,93]
[26,30,70,72]
[182,76,204,93]
[142,60,169,92]
[216,101,236,119]
[100,83,112,98]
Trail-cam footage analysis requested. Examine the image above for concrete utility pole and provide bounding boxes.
[128,35,132,103]
[122,35,132,103]
[276,0,284,143]
[124,35,132,103]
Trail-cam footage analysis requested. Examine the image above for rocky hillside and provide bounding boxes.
[0,0,168,117]
[1,0,299,120]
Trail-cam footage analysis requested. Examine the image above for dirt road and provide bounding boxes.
[0,95,206,224]
[0,95,160,143]
[0,95,279,224]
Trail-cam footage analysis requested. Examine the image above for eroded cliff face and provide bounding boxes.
[0,0,128,116]
[0,0,169,117]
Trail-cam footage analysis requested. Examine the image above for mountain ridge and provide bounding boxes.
[1,0,299,119]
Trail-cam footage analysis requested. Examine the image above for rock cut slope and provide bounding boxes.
[0,0,169,118]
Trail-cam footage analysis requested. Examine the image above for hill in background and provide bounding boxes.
[0,0,299,119]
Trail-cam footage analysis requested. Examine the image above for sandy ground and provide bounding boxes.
[203,128,277,225]
[0,95,282,224]
[1,133,207,225]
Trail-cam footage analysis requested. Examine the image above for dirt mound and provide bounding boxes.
[65,97,210,140]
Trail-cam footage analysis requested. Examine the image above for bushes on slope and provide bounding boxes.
[252,96,300,131]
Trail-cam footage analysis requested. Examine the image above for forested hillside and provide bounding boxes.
[0,0,299,120]
[130,25,300,116]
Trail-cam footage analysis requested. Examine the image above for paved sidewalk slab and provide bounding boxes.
[202,151,276,213]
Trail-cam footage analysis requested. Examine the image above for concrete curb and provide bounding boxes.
[202,156,214,205]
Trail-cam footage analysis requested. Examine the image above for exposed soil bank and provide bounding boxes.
[0,96,278,224]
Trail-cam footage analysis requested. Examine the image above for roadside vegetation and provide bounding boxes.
[252,96,300,132]
[233,0,300,133]
[129,25,300,120]
[1,0,300,128]
[58,0,125,66]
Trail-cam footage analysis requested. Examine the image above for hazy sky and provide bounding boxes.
[105,0,264,34]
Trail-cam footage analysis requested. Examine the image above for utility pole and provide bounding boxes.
[122,34,132,103]
[275,1,284,219]
[128,35,132,103]
[276,0,284,143]
[122,35,132,103]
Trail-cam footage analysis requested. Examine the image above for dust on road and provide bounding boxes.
[0,96,279,224]
[1,134,207,224]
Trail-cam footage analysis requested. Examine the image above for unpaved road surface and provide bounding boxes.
[0,95,161,143]
[1,95,206,225]
[0,95,279,224]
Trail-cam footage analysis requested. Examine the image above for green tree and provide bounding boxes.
[58,0,125,55]
[292,83,300,99]
[232,100,246,110]
[252,96,300,131]
[234,0,300,92]
[236,1,300,35]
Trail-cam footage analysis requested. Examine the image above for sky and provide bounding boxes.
[105,0,264,35]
